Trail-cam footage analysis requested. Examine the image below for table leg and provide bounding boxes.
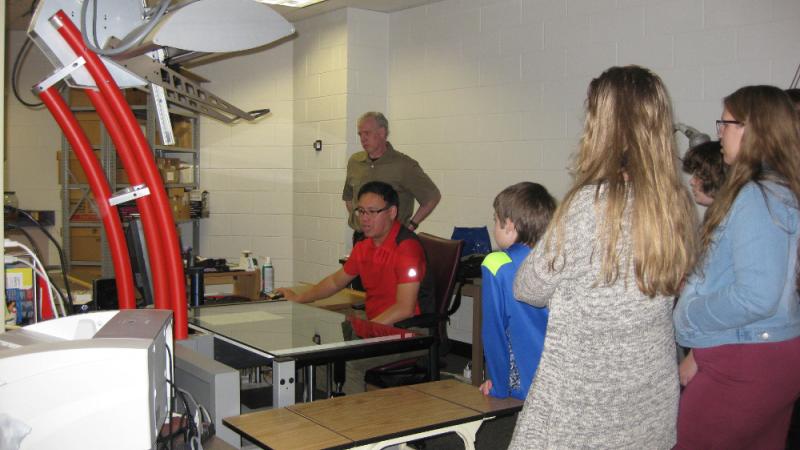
[273,357,296,407]
[326,363,333,397]
[429,339,440,381]
[350,418,483,450]
[305,365,315,402]
[471,286,483,387]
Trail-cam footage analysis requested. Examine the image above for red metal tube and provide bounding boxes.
[52,10,188,338]
[39,87,137,309]
[85,89,169,307]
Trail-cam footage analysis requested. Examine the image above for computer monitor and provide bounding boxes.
[125,214,154,306]
[0,310,174,449]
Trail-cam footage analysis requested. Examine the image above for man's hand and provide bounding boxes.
[275,287,299,302]
[479,379,493,396]
[679,350,697,386]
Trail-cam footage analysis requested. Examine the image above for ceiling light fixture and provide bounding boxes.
[256,0,327,7]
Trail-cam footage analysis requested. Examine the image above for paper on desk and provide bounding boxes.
[200,311,283,326]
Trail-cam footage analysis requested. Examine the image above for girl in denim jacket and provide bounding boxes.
[674,85,800,449]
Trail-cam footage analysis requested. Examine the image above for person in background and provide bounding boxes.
[674,85,800,449]
[682,140,726,207]
[508,66,698,449]
[343,112,440,238]
[479,182,555,401]
[278,181,432,325]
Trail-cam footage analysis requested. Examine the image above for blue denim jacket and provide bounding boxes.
[674,181,800,348]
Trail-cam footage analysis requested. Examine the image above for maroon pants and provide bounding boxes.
[675,336,800,450]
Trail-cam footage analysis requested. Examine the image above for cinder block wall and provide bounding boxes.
[384,0,799,343]
[194,43,295,286]
[292,8,389,284]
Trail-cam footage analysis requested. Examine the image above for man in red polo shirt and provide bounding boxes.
[276,181,430,325]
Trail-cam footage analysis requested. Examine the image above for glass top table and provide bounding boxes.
[187,299,434,407]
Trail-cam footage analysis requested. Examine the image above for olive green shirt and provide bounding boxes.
[343,143,440,230]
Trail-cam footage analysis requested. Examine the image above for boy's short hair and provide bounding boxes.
[681,140,726,198]
[493,182,556,246]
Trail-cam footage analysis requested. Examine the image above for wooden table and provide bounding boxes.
[204,270,261,299]
[224,380,522,450]
[300,285,365,312]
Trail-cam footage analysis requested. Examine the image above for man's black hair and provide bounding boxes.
[357,181,399,209]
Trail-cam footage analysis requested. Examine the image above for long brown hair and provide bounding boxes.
[545,65,697,297]
[700,86,800,287]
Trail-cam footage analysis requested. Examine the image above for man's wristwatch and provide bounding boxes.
[408,220,419,230]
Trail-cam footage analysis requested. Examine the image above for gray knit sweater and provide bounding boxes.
[508,186,678,449]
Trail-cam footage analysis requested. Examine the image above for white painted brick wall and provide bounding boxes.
[292,8,381,282]
[194,41,295,285]
[387,0,800,343]
[5,31,64,264]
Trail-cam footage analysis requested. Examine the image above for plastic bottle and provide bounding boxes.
[260,257,274,295]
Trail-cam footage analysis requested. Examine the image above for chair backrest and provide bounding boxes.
[417,233,463,324]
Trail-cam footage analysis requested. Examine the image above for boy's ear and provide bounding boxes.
[502,218,516,232]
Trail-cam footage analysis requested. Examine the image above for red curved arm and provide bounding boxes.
[52,10,188,338]
[38,87,137,310]
[85,89,169,308]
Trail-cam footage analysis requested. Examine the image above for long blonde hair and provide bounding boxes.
[545,65,697,297]
[701,85,800,256]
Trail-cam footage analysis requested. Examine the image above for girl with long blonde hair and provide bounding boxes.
[674,85,800,449]
[508,65,697,449]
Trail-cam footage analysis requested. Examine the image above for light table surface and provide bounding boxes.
[224,379,523,450]
[188,296,432,407]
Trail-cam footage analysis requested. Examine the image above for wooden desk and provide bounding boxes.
[224,380,523,450]
[203,270,261,299]
[293,284,365,312]
[463,279,483,387]
[224,408,350,450]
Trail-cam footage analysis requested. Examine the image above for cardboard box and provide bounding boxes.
[74,111,102,146]
[178,164,194,185]
[67,189,99,222]
[116,157,130,184]
[156,117,193,149]
[70,227,102,261]
[70,265,102,283]
[68,88,148,108]
[157,157,181,184]
[57,149,104,185]
[168,188,190,222]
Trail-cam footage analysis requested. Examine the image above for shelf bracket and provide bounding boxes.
[109,184,151,206]
[34,56,86,93]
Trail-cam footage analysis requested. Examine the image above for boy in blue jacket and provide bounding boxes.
[479,182,555,400]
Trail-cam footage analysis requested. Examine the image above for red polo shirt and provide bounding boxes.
[343,221,425,320]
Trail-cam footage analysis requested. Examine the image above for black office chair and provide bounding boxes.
[364,232,464,388]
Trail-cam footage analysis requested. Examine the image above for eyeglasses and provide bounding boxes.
[716,119,743,135]
[354,205,390,217]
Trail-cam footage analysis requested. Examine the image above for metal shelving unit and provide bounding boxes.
[60,89,200,283]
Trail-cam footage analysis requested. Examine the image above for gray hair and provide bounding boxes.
[358,111,389,137]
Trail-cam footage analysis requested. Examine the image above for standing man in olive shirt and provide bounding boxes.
[343,112,441,234]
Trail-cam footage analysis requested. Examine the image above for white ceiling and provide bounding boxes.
[272,0,444,22]
[6,0,445,30]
